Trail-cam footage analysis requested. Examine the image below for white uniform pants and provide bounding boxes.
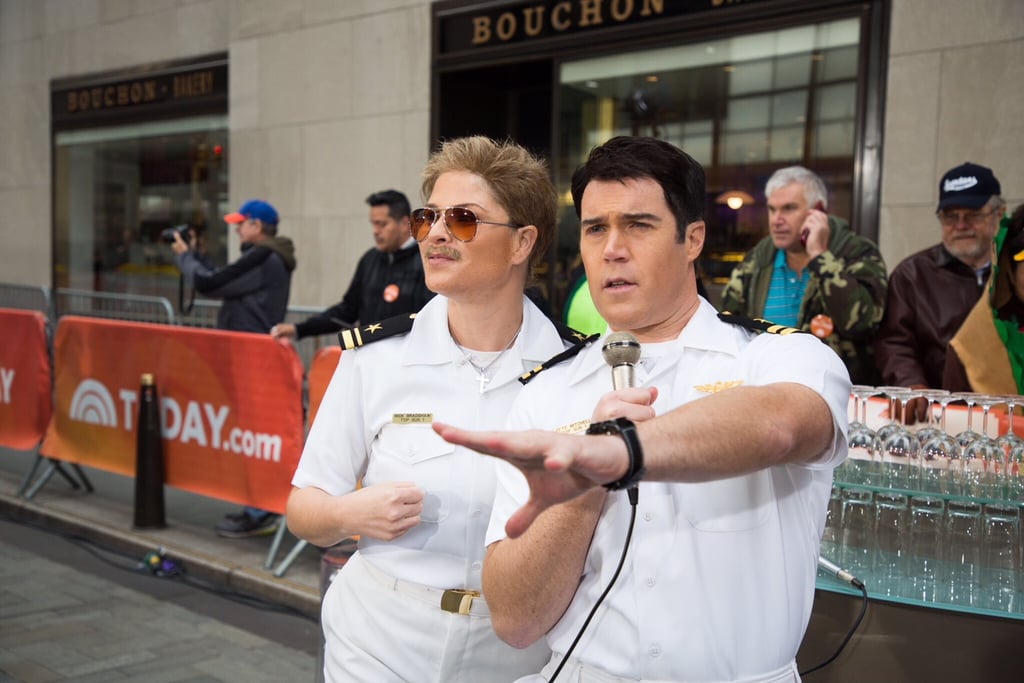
[322,552,550,683]
[516,657,800,683]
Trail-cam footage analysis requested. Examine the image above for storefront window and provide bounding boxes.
[556,17,861,305]
[54,115,229,300]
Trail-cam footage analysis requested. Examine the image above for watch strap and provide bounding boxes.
[586,417,645,490]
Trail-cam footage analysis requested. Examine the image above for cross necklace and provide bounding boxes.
[451,325,521,393]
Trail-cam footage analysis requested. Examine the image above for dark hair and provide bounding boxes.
[366,189,411,222]
[421,136,557,275]
[570,136,705,242]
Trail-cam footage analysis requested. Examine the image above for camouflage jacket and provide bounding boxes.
[719,216,888,385]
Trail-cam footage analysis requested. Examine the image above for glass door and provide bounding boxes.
[555,17,863,308]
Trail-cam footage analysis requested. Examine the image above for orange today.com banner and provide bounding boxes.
[0,308,52,450]
[41,316,305,514]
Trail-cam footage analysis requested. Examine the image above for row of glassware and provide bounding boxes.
[842,386,1024,501]
[822,485,1022,614]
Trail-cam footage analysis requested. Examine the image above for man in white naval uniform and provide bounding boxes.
[436,136,851,683]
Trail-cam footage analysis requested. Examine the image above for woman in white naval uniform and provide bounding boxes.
[287,136,586,683]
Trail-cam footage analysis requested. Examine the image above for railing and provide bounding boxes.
[1,283,336,373]
[177,300,332,371]
[0,283,52,317]
[54,287,177,324]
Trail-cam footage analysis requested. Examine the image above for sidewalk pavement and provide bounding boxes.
[1,517,319,682]
[0,447,324,620]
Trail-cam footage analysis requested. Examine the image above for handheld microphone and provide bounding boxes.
[602,331,641,390]
[817,555,864,589]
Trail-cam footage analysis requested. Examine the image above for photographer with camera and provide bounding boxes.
[171,198,297,537]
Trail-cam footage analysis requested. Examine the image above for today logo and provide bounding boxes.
[943,175,979,193]
[65,378,283,461]
[69,378,118,427]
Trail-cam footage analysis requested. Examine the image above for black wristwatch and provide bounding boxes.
[586,417,645,490]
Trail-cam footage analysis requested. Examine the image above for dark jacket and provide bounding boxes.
[178,236,297,333]
[875,244,988,389]
[294,240,433,339]
[718,216,887,385]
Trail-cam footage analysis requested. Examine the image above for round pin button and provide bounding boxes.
[383,283,399,302]
[810,313,834,338]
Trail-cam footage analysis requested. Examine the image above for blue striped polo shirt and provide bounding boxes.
[762,249,808,327]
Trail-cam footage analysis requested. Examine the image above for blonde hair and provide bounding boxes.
[421,136,556,275]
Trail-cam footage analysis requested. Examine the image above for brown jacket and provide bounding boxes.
[875,244,988,389]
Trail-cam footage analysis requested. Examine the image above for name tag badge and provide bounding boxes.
[392,413,433,425]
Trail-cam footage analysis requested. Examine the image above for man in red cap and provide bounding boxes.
[876,162,1006,422]
[171,198,297,536]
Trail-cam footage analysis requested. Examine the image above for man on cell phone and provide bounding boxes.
[719,166,888,385]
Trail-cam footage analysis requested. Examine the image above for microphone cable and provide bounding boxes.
[799,560,868,677]
[548,486,638,682]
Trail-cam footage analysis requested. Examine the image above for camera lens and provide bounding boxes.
[161,225,190,243]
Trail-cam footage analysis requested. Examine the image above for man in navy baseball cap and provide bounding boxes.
[876,161,1006,424]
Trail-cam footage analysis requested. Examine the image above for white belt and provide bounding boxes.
[529,658,799,683]
[355,552,490,617]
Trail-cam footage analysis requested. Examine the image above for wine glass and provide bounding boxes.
[995,395,1024,454]
[881,388,920,490]
[844,385,883,485]
[920,392,960,495]
[915,390,950,450]
[871,386,909,486]
[875,386,909,445]
[962,395,1004,499]
[996,395,1024,498]
[953,392,982,453]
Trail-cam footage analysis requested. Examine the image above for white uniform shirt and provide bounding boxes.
[295,294,573,590]
[487,299,851,681]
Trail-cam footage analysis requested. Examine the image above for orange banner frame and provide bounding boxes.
[41,316,304,513]
[0,309,52,450]
[307,346,342,428]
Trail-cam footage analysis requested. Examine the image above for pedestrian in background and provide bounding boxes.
[719,165,887,385]
[270,190,433,341]
[875,162,1005,422]
[172,198,296,537]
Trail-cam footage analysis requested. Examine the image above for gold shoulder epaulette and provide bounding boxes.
[519,325,599,385]
[338,313,417,350]
[717,311,806,336]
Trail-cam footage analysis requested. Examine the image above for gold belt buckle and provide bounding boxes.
[440,588,480,615]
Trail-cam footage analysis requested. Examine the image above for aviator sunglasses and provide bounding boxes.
[411,206,523,242]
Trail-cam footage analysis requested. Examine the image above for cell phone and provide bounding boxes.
[800,203,827,246]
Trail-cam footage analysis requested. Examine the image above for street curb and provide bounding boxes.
[0,490,321,619]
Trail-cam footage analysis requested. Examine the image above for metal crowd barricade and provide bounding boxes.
[3,281,331,577]
[54,287,176,324]
[0,283,94,498]
[176,300,333,371]
[0,282,53,316]
[174,299,335,576]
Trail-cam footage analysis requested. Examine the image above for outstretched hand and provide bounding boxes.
[432,422,627,537]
